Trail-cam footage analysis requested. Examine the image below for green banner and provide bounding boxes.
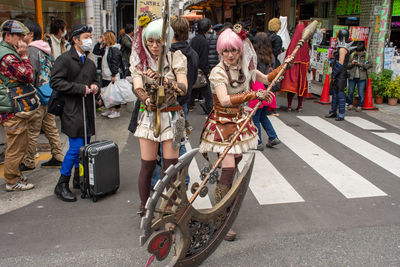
[336,0,360,15]
[393,0,400,16]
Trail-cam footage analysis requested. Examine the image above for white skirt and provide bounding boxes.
[134,111,174,142]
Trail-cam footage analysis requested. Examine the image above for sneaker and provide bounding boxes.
[19,163,35,172]
[108,110,120,119]
[256,143,264,151]
[41,156,63,169]
[356,106,362,112]
[266,138,281,148]
[101,109,112,117]
[348,104,354,110]
[6,179,34,192]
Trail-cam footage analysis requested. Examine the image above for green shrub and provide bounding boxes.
[384,75,400,99]
[370,69,393,97]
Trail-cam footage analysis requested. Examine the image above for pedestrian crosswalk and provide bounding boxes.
[185,115,400,209]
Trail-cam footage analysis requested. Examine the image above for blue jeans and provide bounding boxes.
[60,137,90,176]
[348,78,366,107]
[252,106,277,144]
[330,90,346,119]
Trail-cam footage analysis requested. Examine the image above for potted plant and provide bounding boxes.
[385,76,400,106]
[370,70,393,104]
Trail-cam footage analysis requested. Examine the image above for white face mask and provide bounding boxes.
[79,38,92,52]
[61,30,67,37]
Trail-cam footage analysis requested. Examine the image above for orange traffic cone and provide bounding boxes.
[362,78,378,110]
[314,74,331,105]
[304,91,315,99]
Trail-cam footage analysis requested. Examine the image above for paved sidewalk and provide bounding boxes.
[0,106,131,215]
[365,103,400,130]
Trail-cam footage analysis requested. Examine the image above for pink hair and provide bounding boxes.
[216,28,243,55]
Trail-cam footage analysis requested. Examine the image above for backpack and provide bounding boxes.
[36,51,54,105]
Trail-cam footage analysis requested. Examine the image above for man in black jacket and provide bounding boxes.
[50,24,99,202]
[206,28,219,70]
[190,18,213,114]
[120,24,134,74]
[267,18,283,64]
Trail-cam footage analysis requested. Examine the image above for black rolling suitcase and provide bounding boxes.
[79,95,120,202]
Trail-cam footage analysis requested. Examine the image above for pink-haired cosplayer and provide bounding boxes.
[199,27,286,241]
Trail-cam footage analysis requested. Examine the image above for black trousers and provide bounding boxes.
[189,79,213,114]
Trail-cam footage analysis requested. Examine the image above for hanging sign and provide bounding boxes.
[137,0,163,18]
[349,27,369,41]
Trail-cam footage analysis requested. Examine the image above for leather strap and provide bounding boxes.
[146,104,182,112]
[229,91,256,106]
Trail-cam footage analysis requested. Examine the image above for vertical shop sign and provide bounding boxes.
[384,47,395,70]
[375,16,381,32]
[375,0,390,73]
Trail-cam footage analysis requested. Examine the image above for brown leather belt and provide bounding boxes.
[213,110,242,118]
[213,106,242,118]
[146,105,183,112]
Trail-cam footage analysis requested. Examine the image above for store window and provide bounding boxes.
[42,0,85,33]
[0,0,35,25]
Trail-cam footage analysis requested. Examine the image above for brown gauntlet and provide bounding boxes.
[134,87,149,103]
[229,91,257,106]
[267,65,282,83]
[166,79,187,96]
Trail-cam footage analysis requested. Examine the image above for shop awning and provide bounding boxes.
[182,12,203,21]
[184,0,240,10]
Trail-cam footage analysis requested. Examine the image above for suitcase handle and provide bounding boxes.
[82,94,97,146]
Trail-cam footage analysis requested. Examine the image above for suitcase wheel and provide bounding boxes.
[92,196,97,202]
[81,194,86,199]
[112,187,119,194]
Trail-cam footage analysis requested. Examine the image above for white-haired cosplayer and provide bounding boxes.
[129,15,188,216]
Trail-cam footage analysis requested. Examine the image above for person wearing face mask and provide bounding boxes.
[43,18,67,60]
[50,24,99,202]
[0,20,35,191]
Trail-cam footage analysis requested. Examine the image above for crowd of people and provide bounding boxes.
[0,15,294,198]
[1,13,365,243]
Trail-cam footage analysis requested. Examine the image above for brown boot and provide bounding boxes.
[137,204,146,217]
[225,229,237,241]
[215,183,237,241]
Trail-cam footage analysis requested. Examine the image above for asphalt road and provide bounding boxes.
[1,95,400,267]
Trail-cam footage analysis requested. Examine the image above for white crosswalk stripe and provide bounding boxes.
[240,152,304,205]
[299,116,400,178]
[373,132,400,146]
[345,116,386,130]
[185,115,396,208]
[269,116,386,198]
[185,142,213,209]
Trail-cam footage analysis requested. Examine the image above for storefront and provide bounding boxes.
[0,0,86,33]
